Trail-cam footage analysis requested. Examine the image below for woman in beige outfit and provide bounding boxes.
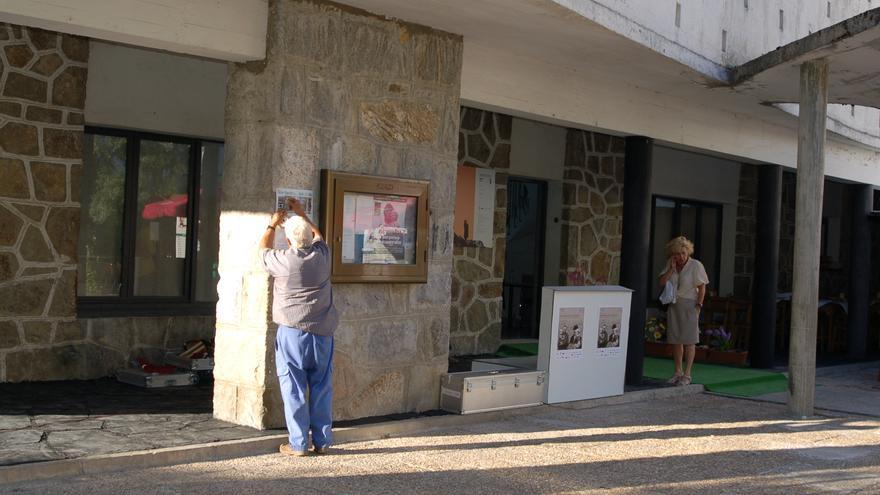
[658,236,709,386]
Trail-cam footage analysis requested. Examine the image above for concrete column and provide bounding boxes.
[788,59,828,419]
[214,0,462,428]
[620,136,653,386]
[750,165,782,369]
[847,184,872,360]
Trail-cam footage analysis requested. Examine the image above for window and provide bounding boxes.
[77,127,223,316]
[649,196,722,299]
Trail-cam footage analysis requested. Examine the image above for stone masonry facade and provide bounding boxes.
[559,129,625,286]
[0,24,89,382]
[733,163,758,297]
[217,0,462,427]
[450,107,511,356]
[778,171,797,292]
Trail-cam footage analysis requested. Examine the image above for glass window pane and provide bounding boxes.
[196,142,223,302]
[340,192,418,265]
[77,134,127,297]
[133,140,191,297]
[699,207,720,286]
[652,198,675,282]
[680,203,697,241]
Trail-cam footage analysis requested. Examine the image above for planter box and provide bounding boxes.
[644,340,673,358]
[703,349,749,366]
[644,341,748,366]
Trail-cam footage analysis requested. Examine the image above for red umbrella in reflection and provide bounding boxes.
[142,194,188,219]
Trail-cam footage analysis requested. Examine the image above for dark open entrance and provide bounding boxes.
[501,177,547,340]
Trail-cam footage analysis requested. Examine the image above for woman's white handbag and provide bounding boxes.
[659,280,677,305]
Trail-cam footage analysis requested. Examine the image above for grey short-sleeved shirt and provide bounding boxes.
[260,241,338,336]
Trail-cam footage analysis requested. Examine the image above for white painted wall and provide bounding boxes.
[651,146,741,296]
[510,118,566,182]
[509,117,566,290]
[0,0,267,61]
[85,41,227,140]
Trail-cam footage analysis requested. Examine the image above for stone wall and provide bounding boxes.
[733,163,758,297]
[821,184,853,299]
[778,171,796,292]
[449,108,511,356]
[216,0,462,427]
[3,316,215,381]
[0,24,89,382]
[559,129,625,285]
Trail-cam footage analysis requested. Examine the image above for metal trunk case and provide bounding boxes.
[116,369,199,388]
[440,370,545,414]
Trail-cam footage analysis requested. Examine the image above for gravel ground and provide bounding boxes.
[6,394,880,495]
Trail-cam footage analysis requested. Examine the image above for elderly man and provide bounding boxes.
[259,198,338,457]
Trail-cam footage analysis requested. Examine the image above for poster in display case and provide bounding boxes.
[320,170,430,283]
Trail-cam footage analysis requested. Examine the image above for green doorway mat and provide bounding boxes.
[495,342,539,357]
[643,357,788,397]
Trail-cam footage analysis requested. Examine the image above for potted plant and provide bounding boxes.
[644,316,673,357]
[700,326,749,366]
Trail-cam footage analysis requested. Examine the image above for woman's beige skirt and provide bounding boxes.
[667,299,700,344]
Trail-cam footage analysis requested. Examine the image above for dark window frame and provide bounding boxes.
[501,176,548,340]
[648,194,723,302]
[77,126,222,318]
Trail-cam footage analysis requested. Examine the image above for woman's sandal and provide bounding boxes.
[677,375,692,386]
[666,374,683,385]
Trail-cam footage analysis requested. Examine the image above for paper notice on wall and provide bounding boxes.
[274,188,314,250]
[472,168,495,248]
[341,194,357,262]
[175,217,187,258]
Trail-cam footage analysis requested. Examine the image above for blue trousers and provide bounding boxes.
[274,325,334,451]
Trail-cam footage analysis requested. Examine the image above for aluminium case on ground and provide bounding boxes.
[440,369,546,414]
[165,353,215,371]
[116,369,199,388]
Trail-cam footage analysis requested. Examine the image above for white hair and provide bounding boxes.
[283,216,314,249]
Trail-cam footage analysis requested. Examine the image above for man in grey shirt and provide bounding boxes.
[260,198,338,457]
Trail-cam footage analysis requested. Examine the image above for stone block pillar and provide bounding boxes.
[215,0,462,428]
[0,25,89,382]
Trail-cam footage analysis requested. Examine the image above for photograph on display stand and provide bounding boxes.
[556,307,585,351]
[597,307,623,348]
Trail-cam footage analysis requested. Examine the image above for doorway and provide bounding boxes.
[502,177,547,340]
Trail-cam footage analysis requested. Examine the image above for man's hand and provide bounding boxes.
[286,198,306,217]
[270,208,287,228]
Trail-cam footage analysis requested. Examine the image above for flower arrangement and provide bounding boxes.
[644,317,667,342]
[701,326,733,351]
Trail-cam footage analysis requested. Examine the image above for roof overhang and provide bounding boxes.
[730,8,880,107]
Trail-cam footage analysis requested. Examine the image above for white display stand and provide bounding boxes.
[537,286,633,404]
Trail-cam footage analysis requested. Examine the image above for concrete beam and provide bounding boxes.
[788,59,829,419]
[0,0,267,62]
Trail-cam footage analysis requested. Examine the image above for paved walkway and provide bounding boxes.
[756,361,880,417]
[0,378,278,466]
[5,393,880,494]
[0,374,668,468]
